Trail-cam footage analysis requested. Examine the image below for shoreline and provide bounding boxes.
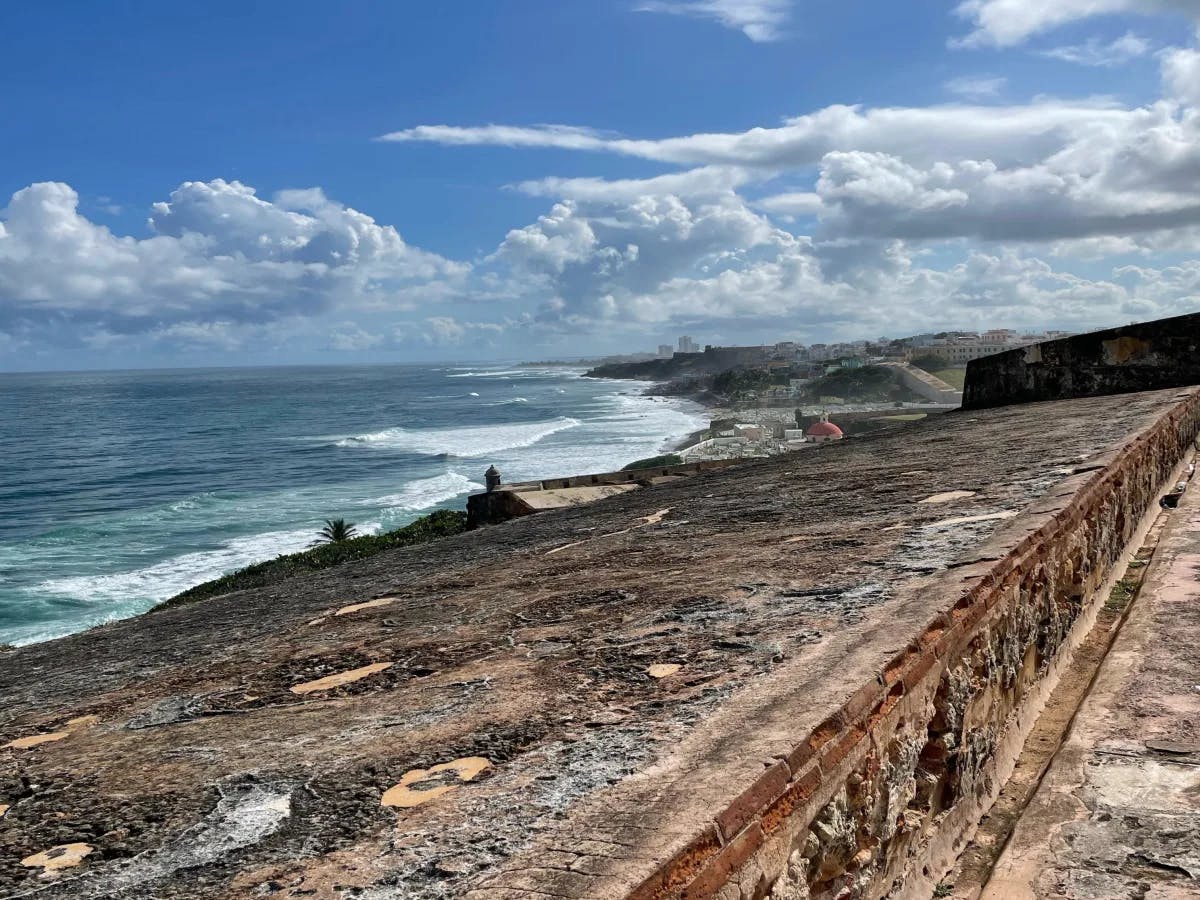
[3,369,714,648]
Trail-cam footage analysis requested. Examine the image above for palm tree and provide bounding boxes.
[314,518,358,545]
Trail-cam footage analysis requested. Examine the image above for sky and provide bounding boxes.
[1,0,1199,370]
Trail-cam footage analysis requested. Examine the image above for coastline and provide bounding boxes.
[2,365,713,647]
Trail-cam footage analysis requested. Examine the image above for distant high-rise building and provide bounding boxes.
[678,335,698,353]
[657,344,673,358]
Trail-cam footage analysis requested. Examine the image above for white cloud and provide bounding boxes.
[393,92,1200,250]
[754,191,824,219]
[421,316,507,345]
[1041,32,1152,66]
[328,322,384,351]
[494,191,792,324]
[804,104,1200,245]
[953,0,1200,48]
[0,180,467,343]
[514,166,751,202]
[381,101,1148,171]
[634,0,792,41]
[944,75,1007,99]
[1162,44,1200,106]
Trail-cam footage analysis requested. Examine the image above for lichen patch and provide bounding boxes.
[290,661,393,694]
[21,843,93,871]
[381,756,492,809]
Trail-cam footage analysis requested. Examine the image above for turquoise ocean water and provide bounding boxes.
[0,365,706,645]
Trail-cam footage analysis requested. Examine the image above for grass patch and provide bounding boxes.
[1105,578,1137,610]
[930,368,966,389]
[158,509,469,609]
[621,453,684,470]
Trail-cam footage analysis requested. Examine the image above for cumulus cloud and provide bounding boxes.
[421,316,507,345]
[328,322,385,351]
[806,105,1200,244]
[753,191,824,219]
[0,180,466,344]
[494,190,793,324]
[1040,32,1152,66]
[953,0,1200,48]
[1162,44,1200,106]
[634,0,792,41]
[394,92,1200,252]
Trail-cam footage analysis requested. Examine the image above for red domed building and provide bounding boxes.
[806,417,844,444]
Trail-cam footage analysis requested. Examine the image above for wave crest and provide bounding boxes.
[364,472,483,510]
[334,416,581,457]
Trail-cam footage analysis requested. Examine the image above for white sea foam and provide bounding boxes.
[33,526,320,609]
[447,369,525,378]
[5,374,706,647]
[334,416,581,456]
[363,472,483,510]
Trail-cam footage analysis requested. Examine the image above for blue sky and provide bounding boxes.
[1,0,1199,370]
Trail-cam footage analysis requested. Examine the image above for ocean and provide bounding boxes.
[0,364,706,646]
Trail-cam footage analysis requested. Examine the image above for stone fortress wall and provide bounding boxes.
[624,389,1200,899]
[963,311,1200,409]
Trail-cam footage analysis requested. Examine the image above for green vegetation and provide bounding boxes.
[159,509,469,609]
[875,413,928,422]
[712,367,771,398]
[803,365,900,402]
[911,353,949,371]
[621,453,684,471]
[314,517,358,544]
[1106,578,1137,610]
[931,368,966,390]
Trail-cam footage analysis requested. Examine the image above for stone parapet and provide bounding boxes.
[963,311,1200,409]
[471,389,1200,899]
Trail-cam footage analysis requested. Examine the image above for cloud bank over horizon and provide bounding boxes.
[2,1,1199,365]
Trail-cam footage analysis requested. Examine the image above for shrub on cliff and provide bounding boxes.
[158,509,469,609]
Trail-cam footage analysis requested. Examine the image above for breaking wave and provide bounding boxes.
[363,472,483,510]
[333,416,582,457]
[33,526,322,611]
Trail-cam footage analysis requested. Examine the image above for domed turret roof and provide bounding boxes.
[806,420,843,437]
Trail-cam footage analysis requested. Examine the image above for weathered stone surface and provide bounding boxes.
[963,311,1200,409]
[982,468,1200,898]
[0,388,1195,898]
